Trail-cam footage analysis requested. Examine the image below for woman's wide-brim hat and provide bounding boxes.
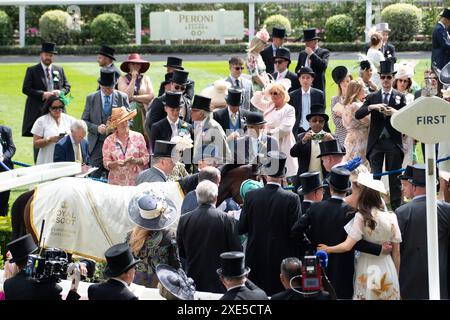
[200,80,231,109]
[128,191,179,231]
[156,264,196,300]
[108,106,137,128]
[356,172,387,194]
[120,53,150,74]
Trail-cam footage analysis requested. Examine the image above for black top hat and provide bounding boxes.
[399,165,414,181]
[272,26,287,38]
[98,67,117,87]
[191,94,212,112]
[163,91,182,108]
[409,164,426,187]
[332,66,349,84]
[274,47,291,63]
[225,88,243,106]
[156,264,196,300]
[306,104,329,122]
[327,167,351,192]
[41,42,57,54]
[441,8,450,20]
[261,151,287,178]
[162,73,173,85]
[302,28,320,42]
[317,139,345,158]
[96,45,116,60]
[216,251,250,278]
[164,57,184,70]
[171,70,189,85]
[6,234,38,264]
[360,60,371,71]
[297,66,315,77]
[128,193,179,231]
[245,111,266,126]
[103,243,141,278]
[378,60,397,75]
[298,171,323,195]
[153,140,177,158]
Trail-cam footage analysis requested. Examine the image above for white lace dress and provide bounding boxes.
[345,208,402,300]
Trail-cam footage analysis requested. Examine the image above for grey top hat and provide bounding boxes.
[375,23,391,32]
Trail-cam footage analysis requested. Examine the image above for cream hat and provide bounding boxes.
[200,80,231,110]
[356,172,387,194]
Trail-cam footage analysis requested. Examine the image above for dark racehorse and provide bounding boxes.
[10,164,261,242]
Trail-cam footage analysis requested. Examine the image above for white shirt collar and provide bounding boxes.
[438,21,446,28]
[277,69,289,78]
[382,88,393,96]
[69,135,76,144]
[413,194,426,201]
[302,87,311,95]
[331,195,345,200]
[267,182,281,187]
[111,277,129,288]
[230,75,240,82]
[101,90,112,100]
[167,117,179,126]
[41,61,52,73]
[228,107,239,118]
[303,199,314,203]
[227,284,246,291]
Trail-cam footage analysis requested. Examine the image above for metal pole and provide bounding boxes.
[19,5,26,48]
[248,2,255,42]
[365,0,372,43]
[425,143,440,299]
[135,3,142,45]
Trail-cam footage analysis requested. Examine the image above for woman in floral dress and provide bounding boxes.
[318,172,401,300]
[246,28,271,91]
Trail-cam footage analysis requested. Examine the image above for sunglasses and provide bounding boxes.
[50,106,64,111]
[397,79,409,83]
[274,60,286,64]
[380,75,393,80]
[233,66,245,71]
[174,84,186,91]
[270,91,279,96]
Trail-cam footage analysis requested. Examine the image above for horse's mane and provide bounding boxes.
[219,163,261,178]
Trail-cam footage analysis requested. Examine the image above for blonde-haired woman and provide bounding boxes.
[342,80,370,166]
[247,28,271,91]
[251,79,298,179]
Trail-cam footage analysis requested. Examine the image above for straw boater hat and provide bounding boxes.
[108,107,137,129]
[356,172,387,194]
[200,80,231,110]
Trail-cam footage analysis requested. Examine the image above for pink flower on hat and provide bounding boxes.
[255,28,270,42]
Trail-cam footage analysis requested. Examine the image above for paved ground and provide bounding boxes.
[0,51,431,63]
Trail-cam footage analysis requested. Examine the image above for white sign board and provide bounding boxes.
[150,10,244,41]
[391,96,450,144]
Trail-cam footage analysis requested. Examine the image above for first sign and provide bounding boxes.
[391,96,450,144]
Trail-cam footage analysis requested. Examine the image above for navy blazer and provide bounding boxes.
[53,135,90,165]
[288,87,327,136]
[432,22,450,69]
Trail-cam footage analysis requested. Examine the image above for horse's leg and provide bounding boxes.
[11,190,34,241]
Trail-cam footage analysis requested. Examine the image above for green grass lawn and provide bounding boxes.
[0,58,428,214]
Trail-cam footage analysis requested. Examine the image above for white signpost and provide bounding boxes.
[391,95,450,299]
[150,10,244,44]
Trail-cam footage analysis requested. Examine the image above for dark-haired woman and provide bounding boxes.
[318,173,401,300]
[31,95,75,164]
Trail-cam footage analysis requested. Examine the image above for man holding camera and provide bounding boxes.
[4,234,80,300]
[355,60,406,210]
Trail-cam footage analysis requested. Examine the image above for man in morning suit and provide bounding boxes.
[290,104,332,190]
[296,171,324,214]
[53,120,90,165]
[96,45,121,89]
[376,23,397,64]
[0,125,15,216]
[213,88,249,144]
[135,140,176,184]
[271,47,300,92]
[158,57,195,100]
[225,56,253,111]
[150,91,192,151]
[431,8,450,70]
[88,243,140,300]
[292,168,389,299]
[395,164,450,299]
[81,68,129,178]
[177,180,242,293]
[295,29,330,100]
[260,27,287,75]
[218,251,268,300]
[146,70,192,139]
[288,67,326,136]
[355,60,406,210]
[238,151,301,295]
[22,42,70,162]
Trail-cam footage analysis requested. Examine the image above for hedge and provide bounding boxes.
[0,41,432,55]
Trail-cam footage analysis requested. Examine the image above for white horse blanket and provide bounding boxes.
[30,177,185,261]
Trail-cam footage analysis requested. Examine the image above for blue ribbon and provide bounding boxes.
[12,160,31,167]
[373,155,450,178]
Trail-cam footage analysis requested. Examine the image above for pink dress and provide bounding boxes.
[102,130,150,186]
[342,101,370,166]
[251,92,298,177]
